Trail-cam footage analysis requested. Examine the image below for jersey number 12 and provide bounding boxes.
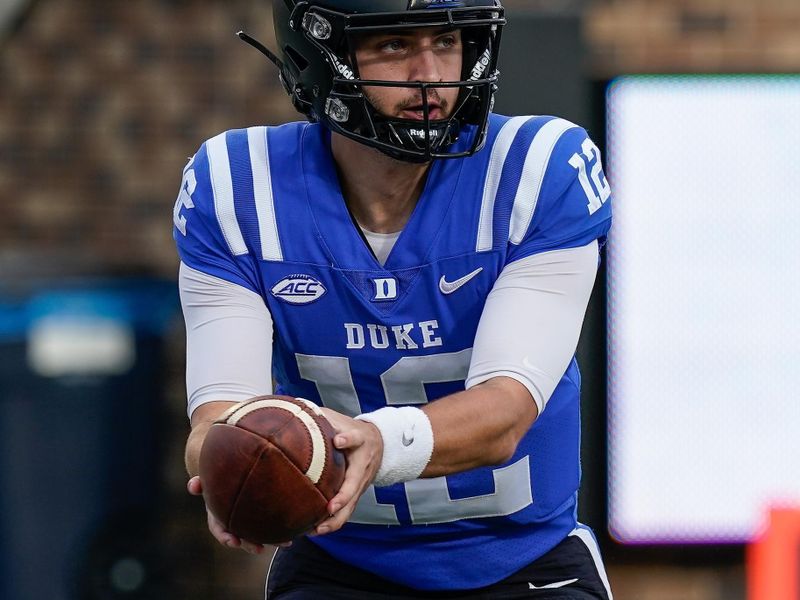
[296,352,534,526]
[569,139,611,215]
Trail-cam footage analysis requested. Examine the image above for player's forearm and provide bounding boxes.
[421,376,538,477]
[185,422,213,477]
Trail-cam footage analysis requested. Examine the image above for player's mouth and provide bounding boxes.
[400,102,445,121]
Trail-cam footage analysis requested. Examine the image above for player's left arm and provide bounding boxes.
[316,125,611,534]
[424,240,601,476]
[316,241,601,534]
[423,125,611,475]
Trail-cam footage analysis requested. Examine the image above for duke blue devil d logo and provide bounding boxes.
[372,277,398,302]
[271,274,327,305]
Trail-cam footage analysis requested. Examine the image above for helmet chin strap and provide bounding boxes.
[372,117,460,162]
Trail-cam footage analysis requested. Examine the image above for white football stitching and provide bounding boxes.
[226,399,327,484]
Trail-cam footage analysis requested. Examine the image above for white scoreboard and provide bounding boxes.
[606,75,800,543]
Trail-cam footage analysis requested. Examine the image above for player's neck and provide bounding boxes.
[331,132,431,234]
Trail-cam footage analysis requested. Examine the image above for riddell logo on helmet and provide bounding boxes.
[470,48,492,80]
[331,56,355,80]
[408,0,465,8]
[409,128,441,138]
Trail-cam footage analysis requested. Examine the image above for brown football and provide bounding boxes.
[198,396,346,545]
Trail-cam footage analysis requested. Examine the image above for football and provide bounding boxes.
[199,396,346,545]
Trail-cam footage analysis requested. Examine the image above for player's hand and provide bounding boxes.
[187,476,283,554]
[313,409,383,536]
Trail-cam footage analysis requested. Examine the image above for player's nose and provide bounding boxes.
[408,44,442,83]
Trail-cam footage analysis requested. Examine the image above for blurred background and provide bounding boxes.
[1,0,799,598]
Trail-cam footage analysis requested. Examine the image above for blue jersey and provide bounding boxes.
[173,113,612,590]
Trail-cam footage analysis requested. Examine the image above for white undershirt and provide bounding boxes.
[360,227,401,266]
[180,240,599,419]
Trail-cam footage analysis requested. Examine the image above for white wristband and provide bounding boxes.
[355,406,434,487]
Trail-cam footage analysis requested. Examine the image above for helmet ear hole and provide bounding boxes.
[285,46,309,72]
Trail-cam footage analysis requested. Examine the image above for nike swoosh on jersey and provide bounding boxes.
[439,267,484,295]
[528,578,578,590]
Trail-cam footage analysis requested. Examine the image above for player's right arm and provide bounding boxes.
[185,402,273,554]
[185,401,237,476]
[173,139,275,553]
[179,262,275,476]
[178,260,274,556]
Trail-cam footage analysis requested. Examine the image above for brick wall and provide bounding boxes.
[586,0,800,75]
[0,0,295,279]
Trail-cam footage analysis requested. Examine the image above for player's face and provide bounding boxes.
[352,28,463,121]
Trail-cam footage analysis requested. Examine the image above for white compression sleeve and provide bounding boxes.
[179,262,274,418]
[465,241,600,415]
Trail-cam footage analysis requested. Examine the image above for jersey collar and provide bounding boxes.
[300,126,465,272]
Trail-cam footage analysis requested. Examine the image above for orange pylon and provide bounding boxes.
[747,507,800,600]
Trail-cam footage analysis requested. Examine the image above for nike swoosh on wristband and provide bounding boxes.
[439,267,484,295]
[528,578,578,590]
[402,425,414,447]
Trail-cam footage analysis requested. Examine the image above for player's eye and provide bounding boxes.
[436,35,458,49]
[379,39,406,53]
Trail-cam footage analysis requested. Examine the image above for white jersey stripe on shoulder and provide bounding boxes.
[182,152,195,175]
[569,526,614,599]
[476,116,532,253]
[248,127,283,262]
[207,132,248,256]
[509,118,578,245]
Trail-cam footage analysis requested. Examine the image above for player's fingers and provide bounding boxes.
[326,470,360,516]
[332,437,382,512]
[204,507,266,554]
[323,506,353,533]
[316,474,362,531]
[319,407,347,433]
[317,462,376,535]
[331,438,377,508]
[333,430,365,450]
[206,509,240,547]
[209,520,264,553]
[312,513,338,535]
[239,540,266,555]
[317,483,365,534]
[196,480,251,550]
[187,476,203,495]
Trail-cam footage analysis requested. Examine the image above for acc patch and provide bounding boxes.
[271,274,327,305]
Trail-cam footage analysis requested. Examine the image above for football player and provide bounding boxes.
[174,0,613,598]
